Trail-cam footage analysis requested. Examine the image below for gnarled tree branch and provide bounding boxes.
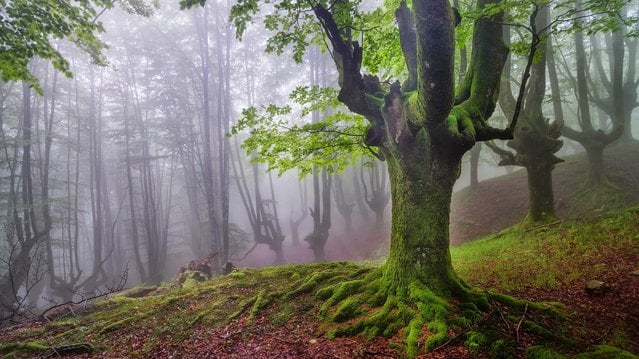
[312,3,384,125]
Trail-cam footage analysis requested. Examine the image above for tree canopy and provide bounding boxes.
[0,0,156,90]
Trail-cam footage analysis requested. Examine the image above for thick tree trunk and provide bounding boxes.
[524,162,556,222]
[290,220,302,247]
[271,238,285,265]
[382,143,464,296]
[311,244,326,262]
[585,144,605,186]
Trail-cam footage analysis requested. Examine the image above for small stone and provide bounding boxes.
[308,339,318,344]
[585,280,611,296]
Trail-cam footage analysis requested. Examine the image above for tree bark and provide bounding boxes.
[383,140,463,295]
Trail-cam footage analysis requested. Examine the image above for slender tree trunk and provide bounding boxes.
[122,90,147,283]
[289,177,308,246]
[352,163,371,225]
[194,6,220,259]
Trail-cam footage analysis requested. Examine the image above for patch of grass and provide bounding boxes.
[566,182,626,218]
[451,205,639,291]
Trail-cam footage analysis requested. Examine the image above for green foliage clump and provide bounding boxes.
[230,86,371,176]
[464,331,489,355]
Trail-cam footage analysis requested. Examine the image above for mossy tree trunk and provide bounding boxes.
[524,159,557,222]
[313,0,510,298]
[495,5,563,223]
[382,132,465,296]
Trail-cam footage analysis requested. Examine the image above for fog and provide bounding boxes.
[1,0,637,320]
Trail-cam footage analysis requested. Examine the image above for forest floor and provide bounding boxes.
[1,143,638,358]
[450,141,639,244]
[1,203,637,358]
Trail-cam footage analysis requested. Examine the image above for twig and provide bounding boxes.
[516,303,529,343]
[593,327,612,342]
[432,329,467,352]
[492,302,512,332]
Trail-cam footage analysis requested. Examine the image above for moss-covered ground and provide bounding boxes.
[0,206,637,358]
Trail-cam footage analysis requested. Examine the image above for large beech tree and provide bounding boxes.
[203,0,515,353]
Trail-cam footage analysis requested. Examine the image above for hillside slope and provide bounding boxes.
[1,206,637,358]
[451,142,639,244]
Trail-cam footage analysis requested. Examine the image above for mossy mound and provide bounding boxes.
[0,262,371,358]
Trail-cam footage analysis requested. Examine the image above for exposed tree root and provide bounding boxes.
[305,268,565,358]
[218,264,566,358]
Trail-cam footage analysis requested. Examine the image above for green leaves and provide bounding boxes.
[359,7,405,79]
[230,86,371,176]
[0,0,156,90]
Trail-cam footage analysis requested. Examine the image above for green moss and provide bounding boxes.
[319,279,366,314]
[247,289,270,323]
[575,345,638,359]
[97,316,138,335]
[229,270,246,279]
[464,331,489,355]
[424,320,449,351]
[523,320,567,342]
[526,345,566,359]
[117,285,158,298]
[269,302,297,325]
[0,342,49,358]
[406,315,425,357]
[331,297,363,322]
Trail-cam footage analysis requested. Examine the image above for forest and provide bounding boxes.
[0,0,638,357]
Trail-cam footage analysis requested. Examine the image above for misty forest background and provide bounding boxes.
[1,0,638,324]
